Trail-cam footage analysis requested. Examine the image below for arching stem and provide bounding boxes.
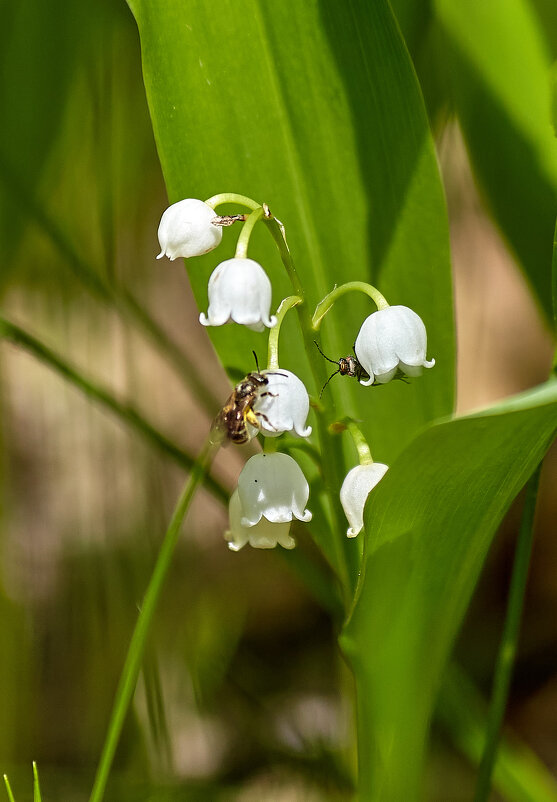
[267,295,303,369]
[312,281,390,330]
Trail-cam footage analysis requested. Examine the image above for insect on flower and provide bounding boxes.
[212,353,286,445]
[314,341,370,396]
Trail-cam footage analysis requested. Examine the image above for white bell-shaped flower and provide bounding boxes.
[225,490,296,551]
[252,369,312,439]
[199,258,277,332]
[354,305,435,385]
[157,198,222,260]
[340,462,388,537]
[238,452,312,526]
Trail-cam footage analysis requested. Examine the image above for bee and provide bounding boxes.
[314,341,370,396]
[212,354,285,445]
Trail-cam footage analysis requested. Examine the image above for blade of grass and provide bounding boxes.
[551,220,557,375]
[0,315,228,504]
[0,153,221,413]
[439,663,557,802]
[473,463,543,802]
[89,435,218,802]
[3,776,15,802]
[32,763,41,802]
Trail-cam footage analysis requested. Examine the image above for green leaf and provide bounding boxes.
[434,0,557,320]
[341,381,557,801]
[128,0,454,463]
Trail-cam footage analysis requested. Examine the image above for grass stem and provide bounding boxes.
[89,435,219,802]
[473,462,543,802]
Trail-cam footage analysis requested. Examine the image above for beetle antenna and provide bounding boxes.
[314,340,338,366]
[252,350,260,372]
[319,369,339,398]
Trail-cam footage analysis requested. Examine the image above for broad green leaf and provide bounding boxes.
[128,0,454,465]
[0,0,95,285]
[341,381,557,800]
[434,0,557,320]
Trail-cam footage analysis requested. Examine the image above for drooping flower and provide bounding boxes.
[225,490,296,551]
[354,305,435,386]
[199,258,277,332]
[340,462,388,537]
[251,369,312,439]
[157,198,222,260]
[237,452,312,526]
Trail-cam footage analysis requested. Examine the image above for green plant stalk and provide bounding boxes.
[312,281,390,330]
[346,420,373,465]
[0,316,228,505]
[264,218,354,603]
[204,192,261,211]
[89,436,218,802]
[32,763,41,802]
[473,462,543,802]
[440,662,557,802]
[235,206,264,258]
[551,214,557,376]
[3,776,15,802]
[0,152,220,413]
[267,295,302,369]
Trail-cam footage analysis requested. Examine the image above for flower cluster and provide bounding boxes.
[157,194,436,549]
[158,198,276,332]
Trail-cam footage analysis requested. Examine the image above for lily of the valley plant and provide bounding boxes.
[157,194,435,549]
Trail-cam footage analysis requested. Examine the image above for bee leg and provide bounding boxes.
[255,411,278,431]
[258,391,279,398]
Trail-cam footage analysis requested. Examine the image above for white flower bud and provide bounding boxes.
[340,462,388,537]
[157,198,222,260]
[252,369,312,439]
[225,490,295,551]
[237,452,312,526]
[354,305,435,385]
[199,258,277,332]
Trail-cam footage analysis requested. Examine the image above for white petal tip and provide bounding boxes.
[267,316,278,328]
[227,542,243,552]
[346,529,360,538]
[424,358,435,368]
[359,377,374,387]
[283,538,296,550]
[156,251,165,260]
[296,426,312,438]
[298,510,312,523]
[199,313,210,327]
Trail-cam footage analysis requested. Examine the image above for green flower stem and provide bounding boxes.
[263,435,278,453]
[551,221,557,376]
[264,218,353,604]
[264,217,306,300]
[32,763,41,802]
[267,295,302,369]
[0,316,228,505]
[89,436,219,802]
[204,192,261,211]
[3,775,16,802]
[473,462,543,802]
[235,206,265,259]
[312,281,390,330]
[346,420,373,465]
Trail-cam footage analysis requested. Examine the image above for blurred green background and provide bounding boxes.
[1,1,556,799]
